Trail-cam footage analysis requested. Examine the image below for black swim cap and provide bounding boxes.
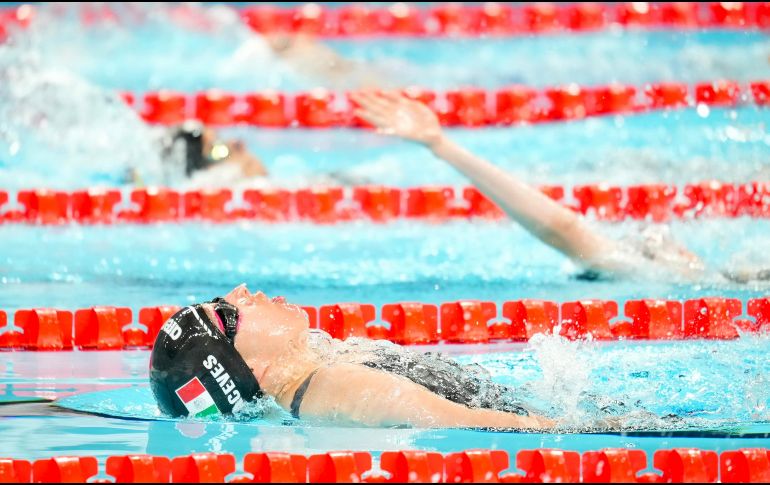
[149,300,262,418]
[160,121,215,178]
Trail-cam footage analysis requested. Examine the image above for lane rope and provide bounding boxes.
[1,181,768,225]
[1,296,768,350]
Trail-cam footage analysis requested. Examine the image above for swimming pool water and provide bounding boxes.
[2,339,770,462]
[2,1,770,464]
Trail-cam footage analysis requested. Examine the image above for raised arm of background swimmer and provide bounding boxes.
[291,363,554,430]
[350,91,620,271]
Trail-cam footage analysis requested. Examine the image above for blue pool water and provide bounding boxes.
[1,2,770,465]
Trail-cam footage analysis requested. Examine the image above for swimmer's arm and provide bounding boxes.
[351,92,620,271]
[267,34,385,90]
[298,364,554,429]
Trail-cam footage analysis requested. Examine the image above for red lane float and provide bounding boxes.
[0,191,8,220]
[195,90,235,126]
[32,456,98,483]
[71,189,122,224]
[683,297,743,339]
[440,301,497,343]
[242,453,307,483]
[696,80,741,106]
[242,91,291,127]
[126,188,181,223]
[142,91,187,125]
[404,186,456,219]
[624,300,684,340]
[243,188,292,221]
[307,452,371,483]
[444,449,510,483]
[295,187,345,222]
[495,85,537,124]
[747,298,770,333]
[626,184,677,222]
[503,300,558,341]
[117,77,770,130]
[645,82,690,109]
[0,459,31,483]
[380,450,443,483]
[582,449,647,483]
[463,187,505,219]
[295,89,340,128]
[382,303,439,345]
[352,186,401,221]
[170,453,236,483]
[6,447,770,483]
[5,3,769,41]
[74,306,132,350]
[721,449,770,483]
[182,189,233,221]
[546,84,588,120]
[573,184,624,221]
[514,449,581,483]
[13,309,73,351]
[752,81,770,105]
[8,181,770,225]
[559,300,619,340]
[2,297,768,351]
[16,190,70,225]
[105,455,171,483]
[653,448,719,483]
[319,303,376,340]
[588,84,638,115]
[138,305,181,345]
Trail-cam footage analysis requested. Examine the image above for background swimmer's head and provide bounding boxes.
[635,225,705,275]
[224,284,311,381]
[162,121,251,178]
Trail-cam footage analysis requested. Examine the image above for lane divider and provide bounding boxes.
[3,3,768,41]
[123,79,770,128]
[3,447,768,483]
[2,181,770,226]
[1,297,768,351]
[239,2,770,37]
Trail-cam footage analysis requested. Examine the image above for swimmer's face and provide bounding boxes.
[201,128,248,164]
[222,285,310,367]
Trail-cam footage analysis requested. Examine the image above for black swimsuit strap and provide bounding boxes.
[290,369,320,419]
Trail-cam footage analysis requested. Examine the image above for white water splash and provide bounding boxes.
[525,333,593,425]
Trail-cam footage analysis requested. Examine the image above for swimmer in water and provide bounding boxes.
[350,91,770,283]
[134,120,269,187]
[135,119,375,188]
[150,285,559,430]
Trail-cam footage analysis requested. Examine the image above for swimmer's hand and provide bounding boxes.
[351,91,444,147]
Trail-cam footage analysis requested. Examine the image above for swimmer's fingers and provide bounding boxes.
[352,94,398,126]
[353,91,397,119]
[380,90,414,108]
[353,108,393,132]
[351,91,387,110]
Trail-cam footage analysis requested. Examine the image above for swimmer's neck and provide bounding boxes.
[246,344,320,410]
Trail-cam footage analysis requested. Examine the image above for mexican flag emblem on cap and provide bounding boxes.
[176,377,219,417]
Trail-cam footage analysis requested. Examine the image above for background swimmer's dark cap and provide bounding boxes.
[149,302,262,418]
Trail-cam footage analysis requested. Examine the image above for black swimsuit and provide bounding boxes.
[290,350,530,419]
